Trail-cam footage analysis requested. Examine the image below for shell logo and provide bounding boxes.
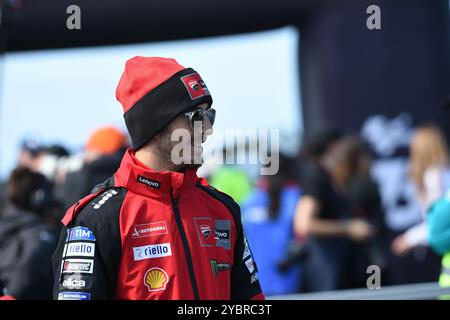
[144,267,169,292]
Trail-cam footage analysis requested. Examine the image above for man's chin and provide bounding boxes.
[173,163,202,173]
[169,146,204,172]
[173,154,204,172]
[186,163,203,171]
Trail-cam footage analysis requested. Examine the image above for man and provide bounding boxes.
[52,56,264,300]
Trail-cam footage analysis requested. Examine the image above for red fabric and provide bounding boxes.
[61,191,107,226]
[0,295,15,300]
[113,149,236,299]
[116,56,185,112]
[60,148,264,300]
[250,293,266,300]
[113,149,198,199]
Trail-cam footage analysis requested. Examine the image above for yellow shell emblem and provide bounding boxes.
[144,267,169,291]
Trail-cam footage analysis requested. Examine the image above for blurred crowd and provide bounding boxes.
[0,126,129,299]
[215,123,450,297]
[1,123,450,299]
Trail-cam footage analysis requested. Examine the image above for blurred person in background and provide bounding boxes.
[332,136,385,288]
[391,124,450,256]
[380,124,449,286]
[19,144,71,234]
[0,184,5,214]
[16,137,43,172]
[0,139,66,217]
[296,128,343,183]
[428,97,450,297]
[294,130,375,292]
[418,97,450,300]
[241,153,302,296]
[34,144,71,186]
[57,126,128,213]
[210,147,253,206]
[427,189,450,298]
[0,167,57,299]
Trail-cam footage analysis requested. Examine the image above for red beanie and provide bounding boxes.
[116,56,213,150]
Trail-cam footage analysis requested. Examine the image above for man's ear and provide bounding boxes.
[137,135,159,153]
[150,134,160,143]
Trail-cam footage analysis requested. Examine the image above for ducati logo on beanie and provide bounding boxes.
[180,73,210,100]
[115,56,213,150]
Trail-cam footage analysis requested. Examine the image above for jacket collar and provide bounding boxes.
[114,148,199,199]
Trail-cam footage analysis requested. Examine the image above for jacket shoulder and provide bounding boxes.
[71,187,127,226]
[195,183,241,219]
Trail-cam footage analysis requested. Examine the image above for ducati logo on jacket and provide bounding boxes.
[52,148,264,300]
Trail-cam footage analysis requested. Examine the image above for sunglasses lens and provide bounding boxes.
[206,108,216,125]
[187,108,216,127]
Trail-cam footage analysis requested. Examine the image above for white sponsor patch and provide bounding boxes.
[245,257,255,274]
[58,292,90,300]
[243,236,251,260]
[131,221,168,239]
[251,273,259,284]
[62,277,87,290]
[66,227,96,242]
[133,243,172,261]
[62,259,94,274]
[64,242,95,257]
[93,190,118,210]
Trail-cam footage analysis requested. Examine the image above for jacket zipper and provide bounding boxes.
[170,193,200,300]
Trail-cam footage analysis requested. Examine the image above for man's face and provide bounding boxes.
[156,103,213,172]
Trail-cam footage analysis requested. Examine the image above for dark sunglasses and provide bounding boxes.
[184,108,216,128]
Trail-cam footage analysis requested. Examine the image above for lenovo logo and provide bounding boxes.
[137,175,161,189]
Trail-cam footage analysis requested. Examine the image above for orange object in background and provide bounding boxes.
[85,126,127,155]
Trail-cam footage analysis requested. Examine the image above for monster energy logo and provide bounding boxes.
[210,260,231,276]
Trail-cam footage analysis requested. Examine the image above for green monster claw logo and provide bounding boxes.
[210,260,218,276]
[210,260,231,277]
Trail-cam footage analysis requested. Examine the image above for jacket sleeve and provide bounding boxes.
[194,183,265,300]
[52,188,126,300]
[230,208,265,300]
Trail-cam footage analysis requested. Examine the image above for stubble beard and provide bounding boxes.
[156,128,203,173]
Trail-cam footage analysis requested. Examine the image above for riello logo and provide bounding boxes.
[65,242,95,257]
[133,243,172,261]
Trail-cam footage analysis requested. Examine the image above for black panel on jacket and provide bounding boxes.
[52,187,127,300]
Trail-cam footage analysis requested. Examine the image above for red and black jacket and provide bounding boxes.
[52,149,264,300]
